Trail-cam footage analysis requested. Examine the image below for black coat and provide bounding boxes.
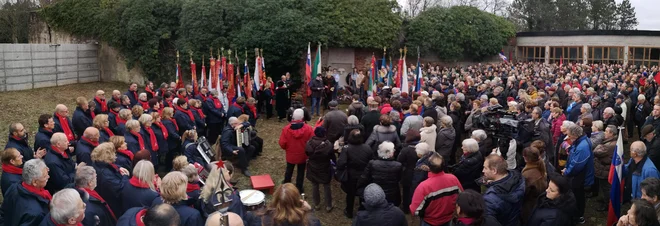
[365,125,401,152]
[72,107,93,138]
[435,127,456,160]
[451,151,484,192]
[43,147,76,194]
[361,110,381,139]
[352,202,408,226]
[121,183,160,216]
[287,101,312,122]
[397,143,419,187]
[1,170,21,196]
[93,161,129,216]
[323,109,348,143]
[5,135,34,165]
[526,192,578,226]
[83,189,117,226]
[358,159,402,205]
[2,183,49,226]
[305,137,336,184]
[162,119,181,151]
[74,138,96,165]
[336,144,373,183]
[34,127,54,153]
[53,113,74,140]
[310,79,324,98]
[174,110,196,135]
[203,97,225,124]
[422,106,438,123]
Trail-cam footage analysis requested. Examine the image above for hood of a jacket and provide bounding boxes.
[538,190,578,216]
[487,170,525,204]
[375,125,396,133]
[351,102,364,110]
[420,125,437,134]
[286,122,311,139]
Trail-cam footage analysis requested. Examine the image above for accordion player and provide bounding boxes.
[220,116,255,176]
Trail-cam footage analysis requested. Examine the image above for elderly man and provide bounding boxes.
[40,188,86,226]
[410,153,463,226]
[125,83,139,107]
[44,133,76,194]
[35,114,56,152]
[1,148,24,195]
[561,124,594,224]
[322,101,348,144]
[6,122,44,164]
[568,91,584,122]
[221,117,253,176]
[624,141,660,202]
[75,127,100,165]
[203,90,226,145]
[591,96,604,121]
[93,90,108,115]
[603,107,620,128]
[75,165,116,225]
[636,95,652,137]
[644,105,660,134]
[54,104,75,142]
[72,97,94,137]
[1,159,51,226]
[109,90,122,106]
[593,125,618,211]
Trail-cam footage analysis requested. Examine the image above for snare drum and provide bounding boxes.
[240,189,266,211]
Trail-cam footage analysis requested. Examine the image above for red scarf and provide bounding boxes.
[109,163,120,172]
[175,105,195,121]
[211,97,222,109]
[95,96,108,112]
[155,122,168,139]
[232,103,244,113]
[186,183,200,193]
[110,110,125,125]
[130,90,138,103]
[11,135,24,142]
[89,110,96,119]
[55,113,75,141]
[81,187,117,220]
[22,182,52,200]
[135,209,147,226]
[199,94,208,102]
[51,145,68,158]
[113,97,121,103]
[129,177,151,189]
[177,94,189,102]
[457,218,475,225]
[2,163,22,175]
[50,217,82,226]
[143,127,159,151]
[103,127,115,137]
[168,118,179,131]
[139,100,150,110]
[145,87,156,98]
[116,148,134,161]
[81,136,99,147]
[247,104,257,118]
[130,131,146,150]
[192,106,205,119]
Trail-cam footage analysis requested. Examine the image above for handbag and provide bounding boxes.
[334,146,349,183]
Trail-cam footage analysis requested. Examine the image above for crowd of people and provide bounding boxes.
[4,61,660,226]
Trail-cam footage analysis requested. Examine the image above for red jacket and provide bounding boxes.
[279,122,314,164]
[410,172,463,225]
[551,113,566,146]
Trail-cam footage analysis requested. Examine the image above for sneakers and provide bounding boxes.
[578,217,585,224]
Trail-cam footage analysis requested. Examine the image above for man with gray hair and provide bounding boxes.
[624,141,660,201]
[75,165,116,225]
[204,89,226,145]
[44,132,76,195]
[220,117,253,176]
[561,123,594,224]
[322,101,348,144]
[40,188,85,226]
[0,159,50,225]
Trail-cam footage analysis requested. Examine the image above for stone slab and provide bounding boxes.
[6,83,32,91]
[5,68,31,77]
[33,59,57,67]
[57,78,78,86]
[6,75,32,84]
[34,80,57,89]
[34,74,56,82]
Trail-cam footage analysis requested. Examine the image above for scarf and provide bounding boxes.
[457,217,475,225]
[2,163,22,175]
[199,94,208,102]
[103,127,115,137]
[143,127,159,151]
[129,90,138,103]
[116,148,134,161]
[81,136,99,147]
[50,217,82,226]
[129,176,151,189]
[175,105,195,121]
[155,122,168,139]
[22,182,52,201]
[139,100,150,110]
[135,209,147,226]
[211,96,222,109]
[110,110,125,125]
[247,104,257,118]
[145,87,156,98]
[178,94,189,102]
[232,103,244,113]
[95,96,108,112]
[113,97,121,103]
[109,163,120,172]
[168,118,179,131]
[51,145,68,158]
[193,106,205,119]
[81,187,117,220]
[89,110,95,119]
[186,183,200,193]
[130,131,146,150]
[55,113,75,141]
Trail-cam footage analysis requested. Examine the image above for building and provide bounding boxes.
[515,30,660,66]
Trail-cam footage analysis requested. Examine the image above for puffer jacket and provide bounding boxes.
[594,136,617,179]
[279,122,314,164]
[352,200,407,226]
[590,131,604,148]
[366,125,401,152]
[435,127,456,160]
[336,144,373,184]
[550,114,566,146]
[451,151,484,192]
[484,170,526,226]
[526,191,578,226]
[419,125,437,149]
[305,136,336,184]
[343,124,365,143]
[358,159,403,206]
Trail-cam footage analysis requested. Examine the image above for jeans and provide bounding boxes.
[284,162,306,193]
[311,97,321,115]
[311,182,332,208]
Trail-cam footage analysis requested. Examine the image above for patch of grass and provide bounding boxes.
[0,82,615,225]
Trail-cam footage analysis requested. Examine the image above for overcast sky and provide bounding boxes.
[397,0,659,30]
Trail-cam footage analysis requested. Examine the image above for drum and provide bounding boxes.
[240,189,266,211]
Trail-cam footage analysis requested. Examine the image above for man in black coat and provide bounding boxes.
[1,159,51,226]
[310,75,325,117]
[6,122,45,165]
[275,75,290,122]
[322,101,348,144]
[203,90,225,145]
[361,102,381,141]
[643,104,660,134]
[635,95,652,137]
[352,183,407,226]
[72,97,94,138]
[220,117,253,176]
[75,166,117,225]
[124,83,139,107]
[44,133,76,195]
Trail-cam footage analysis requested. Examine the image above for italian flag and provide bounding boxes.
[311,44,321,80]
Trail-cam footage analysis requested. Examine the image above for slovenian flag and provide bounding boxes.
[607,127,625,226]
[305,43,312,96]
[499,50,508,62]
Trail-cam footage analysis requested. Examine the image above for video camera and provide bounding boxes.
[472,105,521,140]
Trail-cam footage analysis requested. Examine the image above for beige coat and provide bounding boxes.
[419,124,437,149]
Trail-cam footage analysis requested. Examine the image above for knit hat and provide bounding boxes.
[642,125,655,137]
[380,106,393,115]
[314,127,326,138]
[363,183,387,207]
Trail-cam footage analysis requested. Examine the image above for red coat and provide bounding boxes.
[551,114,566,146]
[410,172,463,225]
[279,122,314,164]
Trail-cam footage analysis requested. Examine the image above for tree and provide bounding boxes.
[508,0,557,31]
[0,0,37,43]
[407,6,515,61]
[599,0,618,30]
[617,0,637,30]
[555,0,589,30]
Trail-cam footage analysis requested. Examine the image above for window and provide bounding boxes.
[518,46,545,62]
[549,46,583,64]
[629,47,660,67]
[588,46,624,64]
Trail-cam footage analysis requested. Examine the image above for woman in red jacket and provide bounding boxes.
[279,109,314,193]
[550,107,566,146]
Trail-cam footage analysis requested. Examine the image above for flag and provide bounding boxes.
[415,57,422,95]
[560,55,564,66]
[175,63,184,89]
[236,62,242,98]
[216,57,222,91]
[190,59,198,95]
[401,57,408,94]
[245,58,252,98]
[607,127,625,226]
[499,51,508,62]
[654,72,660,85]
[210,57,217,90]
[305,43,312,97]
[221,56,227,84]
[254,54,261,91]
[261,54,266,90]
[311,44,321,80]
[370,54,376,97]
[388,56,393,87]
[227,60,235,104]
[396,56,403,89]
[381,52,386,83]
[200,63,206,89]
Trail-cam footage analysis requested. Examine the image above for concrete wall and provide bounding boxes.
[0,44,99,91]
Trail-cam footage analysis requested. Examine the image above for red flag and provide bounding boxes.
[396,58,403,88]
[216,57,222,91]
[245,70,252,99]
[654,72,660,85]
[227,62,235,104]
[221,56,227,84]
[201,64,206,88]
[175,64,184,89]
[190,60,198,95]
[210,57,217,89]
[305,43,312,97]
[370,55,376,97]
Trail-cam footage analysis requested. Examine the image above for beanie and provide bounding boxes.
[314,127,326,138]
[363,183,386,207]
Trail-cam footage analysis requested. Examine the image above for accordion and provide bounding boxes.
[236,127,250,147]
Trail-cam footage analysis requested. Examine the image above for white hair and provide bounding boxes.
[592,120,604,131]
[415,143,431,156]
[292,109,304,121]
[639,94,646,101]
[567,124,584,138]
[462,138,479,153]
[74,166,96,188]
[377,141,395,159]
[604,107,615,115]
[228,117,239,125]
[50,188,83,224]
[440,116,453,128]
[581,103,592,113]
[23,159,48,184]
[456,93,465,102]
[631,141,647,156]
[138,113,153,125]
[471,130,487,141]
[562,121,576,128]
[480,95,488,100]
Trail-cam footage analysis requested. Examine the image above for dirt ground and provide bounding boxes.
[0,82,620,226]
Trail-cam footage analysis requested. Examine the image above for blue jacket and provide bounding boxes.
[5,135,34,165]
[53,113,73,139]
[34,128,53,153]
[183,140,207,169]
[93,161,128,216]
[116,207,146,226]
[568,101,582,122]
[203,97,225,124]
[484,170,525,226]
[83,189,117,226]
[115,150,134,173]
[1,170,22,196]
[93,98,108,115]
[174,110,196,135]
[139,128,155,152]
[152,199,204,226]
[74,138,97,165]
[151,124,168,163]
[1,183,50,226]
[125,90,138,107]
[99,128,112,143]
[124,132,142,154]
[625,157,660,199]
[115,123,127,136]
[38,213,58,226]
[108,110,121,134]
[121,182,160,215]
[43,147,76,194]
[564,135,595,187]
[72,107,93,138]
[162,119,181,151]
[227,103,245,119]
[243,105,257,127]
